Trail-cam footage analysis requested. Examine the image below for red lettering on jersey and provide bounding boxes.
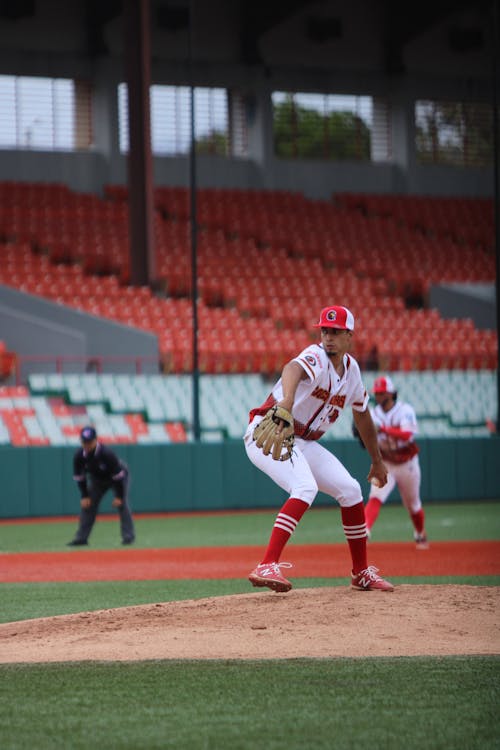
[311,386,329,402]
[329,394,346,408]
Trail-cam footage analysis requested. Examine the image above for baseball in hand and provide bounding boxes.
[372,477,382,488]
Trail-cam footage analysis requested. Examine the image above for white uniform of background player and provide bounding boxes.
[245,305,394,594]
[364,375,429,549]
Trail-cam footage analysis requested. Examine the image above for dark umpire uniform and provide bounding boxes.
[67,425,135,546]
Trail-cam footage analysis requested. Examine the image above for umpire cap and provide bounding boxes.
[80,425,97,442]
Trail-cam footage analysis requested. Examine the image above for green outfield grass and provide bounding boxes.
[1,500,499,552]
[1,657,499,750]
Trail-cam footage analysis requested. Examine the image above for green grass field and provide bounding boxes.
[1,501,499,749]
[1,658,499,750]
[1,499,499,553]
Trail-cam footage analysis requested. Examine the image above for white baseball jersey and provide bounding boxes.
[250,344,369,440]
[369,399,421,511]
[371,400,419,463]
[245,344,368,508]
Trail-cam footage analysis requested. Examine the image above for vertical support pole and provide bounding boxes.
[124,0,156,287]
[492,0,500,429]
[189,0,200,440]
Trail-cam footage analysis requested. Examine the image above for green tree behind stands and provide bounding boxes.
[273,96,371,160]
[195,131,228,155]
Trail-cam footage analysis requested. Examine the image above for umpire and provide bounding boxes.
[67,425,135,546]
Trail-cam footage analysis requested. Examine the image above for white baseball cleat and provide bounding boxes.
[351,565,394,591]
[414,532,429,550]
[248,562,292,592]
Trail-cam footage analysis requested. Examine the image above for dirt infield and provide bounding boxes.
[0,586,498,662]
[1,541,499,663]
[2,540,500,582]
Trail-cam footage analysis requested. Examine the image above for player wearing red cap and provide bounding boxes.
[365,375,428,549]
[245,305,394,593]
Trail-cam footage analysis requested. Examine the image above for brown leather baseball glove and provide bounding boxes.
[253,405,295,461]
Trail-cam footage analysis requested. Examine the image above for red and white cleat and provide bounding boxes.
[351,565,394,592]
[414,532,429,550]
[248,562,293,593]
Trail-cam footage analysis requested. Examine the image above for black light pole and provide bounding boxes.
[124,0,156,288]
[492,0,500,431]
[189,0,200,441]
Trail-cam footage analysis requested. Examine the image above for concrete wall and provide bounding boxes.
[429,283,497,330]
[0,285,159,374]
[0,145,492,202]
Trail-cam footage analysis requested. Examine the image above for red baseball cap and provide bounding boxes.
[372,375,396,394]
[313,305,355,331]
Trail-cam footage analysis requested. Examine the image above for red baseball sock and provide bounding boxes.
[261,497,309,564]
[410,508,425,535]
[365,497,383,531]
[341,502,368,574]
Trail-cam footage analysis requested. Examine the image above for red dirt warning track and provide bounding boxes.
[1,541,498,582]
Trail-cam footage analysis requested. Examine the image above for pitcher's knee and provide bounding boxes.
[408,499,422,514]
[336,479,363,508]
[291,479,318,506]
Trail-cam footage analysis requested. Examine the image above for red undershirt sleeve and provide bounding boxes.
[379,425,413,440]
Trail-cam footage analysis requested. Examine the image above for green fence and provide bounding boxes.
[0,437,499,519]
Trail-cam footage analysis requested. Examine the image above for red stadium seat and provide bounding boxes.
[0,183,495,374]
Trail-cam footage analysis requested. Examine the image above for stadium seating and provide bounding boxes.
[0,182,497,374]
[0,370,494,445]
[0,340,17,381]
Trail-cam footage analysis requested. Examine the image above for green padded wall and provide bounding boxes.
[0,437,498,518]
[28,447,67,516]
[484,438,500,497]
[0,446,30,517]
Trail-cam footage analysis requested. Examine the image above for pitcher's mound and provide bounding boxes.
[1,585,498,663]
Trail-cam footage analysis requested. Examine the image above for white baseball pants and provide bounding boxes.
[369,454,422,513]
[244,418,363,508]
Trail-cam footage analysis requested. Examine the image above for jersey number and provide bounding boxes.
[328,408,340,424]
